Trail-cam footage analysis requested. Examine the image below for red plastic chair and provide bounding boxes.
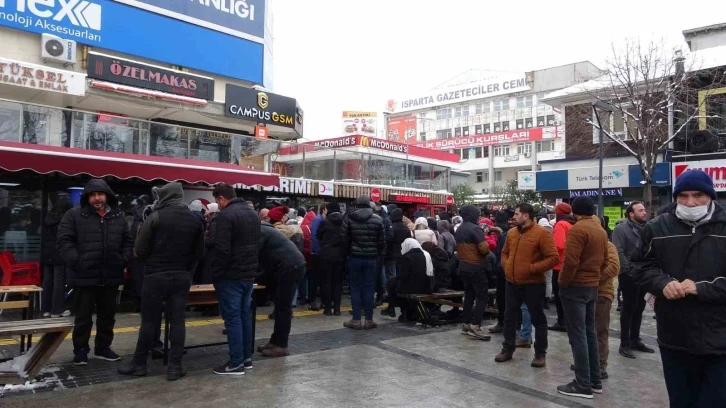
[0,252,40,286]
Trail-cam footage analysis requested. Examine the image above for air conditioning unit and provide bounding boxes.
[41,34,77,65]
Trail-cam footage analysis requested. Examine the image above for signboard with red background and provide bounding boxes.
[387,114,418,144]
[414,126,562,150]
[370,188,381,202]
[672,159,726,192]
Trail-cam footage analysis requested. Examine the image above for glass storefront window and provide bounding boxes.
[189,128,232,163]
[73,112,147,155]
[150,123,188,159]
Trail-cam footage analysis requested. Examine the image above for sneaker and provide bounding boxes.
[363,320,378,330]
[261,346,290,358]
[461,324,474,336]
[600,370,609,379]
[531,354,546,368]
[516,338,532,348]
[42,312,51,318]
[308,303,320,312]
[73,351,88,366]
[117,361,147,376]
[469,325,491,341]
[343,319,362,330]
[488,324,503,334]
[213,362,245,376]
[167,365,186,381]
[592,384,603,394]
[557,380,594,399]
[495,349,513,363]
[548,322,567,332]
[94,348,121,362]
[243,359,253,370]
[323,309,333,316]
[61,310,71,317]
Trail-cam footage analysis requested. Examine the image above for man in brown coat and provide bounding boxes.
[496,203,559,368]
[556,196,610,400]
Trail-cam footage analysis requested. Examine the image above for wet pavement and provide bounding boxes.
[0,300,667,407]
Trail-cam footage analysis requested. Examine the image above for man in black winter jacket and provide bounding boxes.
[57,178,133,366]
[256,221,306,357]
[118,182,204,381]
[209,183,261,376]
[634,170,726,407]
[341,195,386,330]
[316,202,345,315]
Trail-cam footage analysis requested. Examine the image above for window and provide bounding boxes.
[495,170,503,181]
[436,108,452,120]
[591,107,637,143]
[493,145,510,156]
[483,124,490,133]
[493,99,510,112]
[525,118,534,128]
[420,132,427,141]
[436,129,451,139]
[537,140,554,152]
[475,102,490,114]
[462,148,470,160]
[455,127,462,137]
[462,126,470,136]
[476,171,483,183]
[516,95,533,108]
[502,121,510,131]
[546,114,556,126]
[475,124,482,134]
[475,147,483,158]
[516,119,524,129]
[482,147,489,158]
[455,106,470,117]
[537,116,546,127]
[493,122,501,132]
[517,143,532,156]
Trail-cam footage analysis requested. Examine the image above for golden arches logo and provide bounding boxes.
[360,136,370,146]
[257,92,269,109]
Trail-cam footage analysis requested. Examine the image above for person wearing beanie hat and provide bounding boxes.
[286,208,299,225]
[341,194,386,330]
[268,206,289,225]
[295,207,307,224]
[555,202,572,217]
[635,169,726,407]
[556,196,609,398]
[550,202,577,333]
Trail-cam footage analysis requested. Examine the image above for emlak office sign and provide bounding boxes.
[0,0,266,84]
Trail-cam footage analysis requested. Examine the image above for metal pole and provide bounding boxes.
[598,127,604,217]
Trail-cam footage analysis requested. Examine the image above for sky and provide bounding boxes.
[270,0,726,141]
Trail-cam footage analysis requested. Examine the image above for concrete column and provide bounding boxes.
[488,145,495,191]
[530,141,537,171]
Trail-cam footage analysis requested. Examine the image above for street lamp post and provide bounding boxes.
[592,101,613,218]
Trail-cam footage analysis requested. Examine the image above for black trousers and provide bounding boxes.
[271,265,305,348]
[307,254,321,303]
[42,264,66,315]
[552,269,565,326]
[375,258,384,299]
[72,285,119,354]
[132,274,190,366]
[495,268,506,326]
[320,259,344,311]
[620,274,646,348]
[503,282,548,355]
[661,347,726,408]
[460,265,488,326]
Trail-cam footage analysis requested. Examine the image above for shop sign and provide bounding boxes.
[112,0,265,40]
[254,125,267,139]
[672,159,726,192]
[567,165,629,189]
[569,188,623,198]
[87,52,215,100]
[386,75,529,113]
[518,171,536,191]
[388,194,429,204]
[445,195,454,206]
[0,57,85,96]
[313,136,357,149]
[370,188,381,202]
[415,126,561,150]
[359,136,408,154]
[0,0,266,85]
[504,155,520,162]
[603,207,624,229]
[318,182,334,197]
[342,111,376,137]
[225,84,302,135]
[386,114,417,143]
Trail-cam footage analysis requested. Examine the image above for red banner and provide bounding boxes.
[386,114,418,143]
[414,126,561,150]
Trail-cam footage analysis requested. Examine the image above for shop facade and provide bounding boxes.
[672,156,726,205]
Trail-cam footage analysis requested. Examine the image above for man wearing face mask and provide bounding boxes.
[634,169,726,407]
[612,201,654,359]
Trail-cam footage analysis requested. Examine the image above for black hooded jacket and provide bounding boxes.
[341,197,386,258]
[317,212,344,262]
[209,198,261,281]
[133,183,205,277]
[57,179,133,286]
[260,221,306,273]
[387,209,412,261]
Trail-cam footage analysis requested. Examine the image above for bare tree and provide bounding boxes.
[580,38,725,209]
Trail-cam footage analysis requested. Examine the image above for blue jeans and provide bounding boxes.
[348,257,377,320]
[518,304,532,341]
[215,280,253,366]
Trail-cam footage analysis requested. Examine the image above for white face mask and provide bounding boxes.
[676,202,710,222]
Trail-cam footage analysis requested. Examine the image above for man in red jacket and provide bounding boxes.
[549,202,575,332]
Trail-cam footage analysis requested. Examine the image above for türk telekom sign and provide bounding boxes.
[415,126,562,150]
[673,159,726,192]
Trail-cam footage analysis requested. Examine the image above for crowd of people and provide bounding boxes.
[37,168,726,406]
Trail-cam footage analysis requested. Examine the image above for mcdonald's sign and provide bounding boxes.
[357,135,408,153]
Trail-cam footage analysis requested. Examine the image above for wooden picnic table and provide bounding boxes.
[0,318,73,384]
[0,285,42,353]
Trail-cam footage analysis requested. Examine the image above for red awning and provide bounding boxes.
[0,141,279,187]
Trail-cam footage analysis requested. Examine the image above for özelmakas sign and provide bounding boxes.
[113,0,265,40]
[87,52,215,100]
[225,84,301,134]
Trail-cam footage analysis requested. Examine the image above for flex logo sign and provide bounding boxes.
[0,0,102,41]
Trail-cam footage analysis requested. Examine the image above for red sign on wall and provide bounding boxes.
[446,195,454,206]
[370,188,381,202]
[414,126,562,150]
[386,114,418,143]
[388,194,429,204]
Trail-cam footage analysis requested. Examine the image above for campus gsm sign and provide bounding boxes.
[672,159,726,192]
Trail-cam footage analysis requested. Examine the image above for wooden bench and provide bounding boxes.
[0,318,73,384]
[162,284,265,366]
[0,285,43,353]
[400,289,499,326]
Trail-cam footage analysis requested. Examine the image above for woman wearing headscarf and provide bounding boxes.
[414,217,438,246]
[380,238,433,320]
[452,216,463,232]
[436,220,456,259]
